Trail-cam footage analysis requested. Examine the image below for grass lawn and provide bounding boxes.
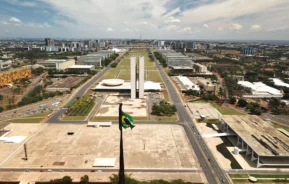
[117,70,131,80]
[155,114,178,122]
[61,116,86,121]
[67,95,95,116]
[197,119,219,123]
[251,174,289,178]
[211,103,244,115]
[229,174,248,178]
[0,96,10,107]
[148,71,163,82]
[162,90,171,102]
[99,68,119,81]
[272,123,289,132]
[3,112,51,123]
[90,116,148,121]
[189,99,207,103]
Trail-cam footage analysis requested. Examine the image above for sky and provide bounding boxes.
[0,0,289,40]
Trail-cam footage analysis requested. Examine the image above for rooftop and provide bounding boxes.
[41,59,72,63]
[170,66,193,70]
[93,80,162,91]
[238,81,282,97]
[176,76,200,91]
[222,115,289,156]
[68,65,94,69]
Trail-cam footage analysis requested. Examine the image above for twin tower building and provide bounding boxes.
[130,56,145,99]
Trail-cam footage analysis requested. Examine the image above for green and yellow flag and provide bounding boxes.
[121,112,135,129]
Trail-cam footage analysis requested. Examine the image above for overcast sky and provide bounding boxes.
[0,0,289,40]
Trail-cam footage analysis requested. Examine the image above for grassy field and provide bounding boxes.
[197,119,219,123]
[228,174,248,178]
[98,68,119,81]
[67,96,95,116]
[211,103,244,115]
[2,112,51,123]
[155,114,178,122]
[61,116,86,121]
[117,69,131,80]
[162,90,171,102]
[189,99,207,103]
[272,123,289,132]
[148,70,163,82]
[0,96,10,107]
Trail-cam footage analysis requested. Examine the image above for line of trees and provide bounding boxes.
[153,52,167,67]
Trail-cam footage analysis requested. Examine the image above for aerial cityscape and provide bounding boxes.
[1,0,289,184]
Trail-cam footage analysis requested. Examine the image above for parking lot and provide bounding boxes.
[0,96,67,123]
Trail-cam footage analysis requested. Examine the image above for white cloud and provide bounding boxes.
[2,0,286,39]
[9,17,22,23]
[218,27,223,31]
[180,27,192,33]
[250,24,261,31]
[26,22,52,28]
[4,0,37,7]
[164,16,180,24]
[203,24,209,28]
[106,27,113,32]
[230,23,243,31]
[1,21,9,25]
[266,27,286,32]
[163,24,178,32]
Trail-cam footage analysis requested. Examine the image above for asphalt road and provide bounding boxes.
[0,167,202,173]
[150,49,228,184]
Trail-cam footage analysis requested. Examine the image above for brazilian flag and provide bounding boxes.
[121,112,135,129]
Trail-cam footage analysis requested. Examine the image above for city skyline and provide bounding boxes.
[0,0,289,40]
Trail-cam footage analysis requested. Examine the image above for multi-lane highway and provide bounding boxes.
[150,48,229,184]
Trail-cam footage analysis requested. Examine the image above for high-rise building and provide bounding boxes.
[138,56,145,98]
[130,56,137,99]
[45,38,54,46]
[130,56,145,99]
[241,47,256,55]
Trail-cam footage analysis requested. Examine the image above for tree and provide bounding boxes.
[238,98,247,107]
[80,175,89,184]
[269,98,280,109]
[229,97,236,104]
[50,176,72,184]
[0,94,3,101]
[0,106,4,113]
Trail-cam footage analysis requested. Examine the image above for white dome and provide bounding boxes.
[102,79,124,86]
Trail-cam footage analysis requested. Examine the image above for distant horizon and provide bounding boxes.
[1,37,289,45]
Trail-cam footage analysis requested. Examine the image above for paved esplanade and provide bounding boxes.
[149,48,229,184]
[46,48,228,184]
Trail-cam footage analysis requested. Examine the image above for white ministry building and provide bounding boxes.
[130,56,145,99]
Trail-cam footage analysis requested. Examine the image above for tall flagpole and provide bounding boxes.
[119,103,125,184]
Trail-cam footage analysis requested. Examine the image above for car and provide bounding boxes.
[60,169,64,172]
[25,169,31,172]
[47,169,52,172]
[208,158,211,162]
[221,179,226,183]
